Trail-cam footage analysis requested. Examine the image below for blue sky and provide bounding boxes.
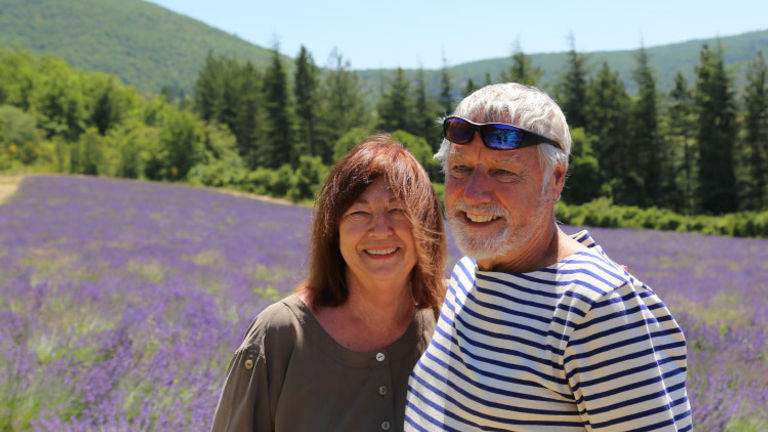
[148,0,768,70]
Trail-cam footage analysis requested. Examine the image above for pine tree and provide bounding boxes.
[584,62,633,203]
[414,67,438,143]
[556,35,589,129]
[378,68,413,133]
[742,51,768,210]
[463,78,478,97]
[668,72,697,214]
[319,48,368,163]
[294,45,319,157]
[234,61,263,169]
[262,45,295,168]
[695,43,738,214]
[194,51,223,123]
[630,45,665,207]
[193,53,262,168]
[499,41,542,86]
[88,76,124,136]
[439,56,452,115]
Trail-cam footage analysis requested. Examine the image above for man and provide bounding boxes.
[404,83,692,431]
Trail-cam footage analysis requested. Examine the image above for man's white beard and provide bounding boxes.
[447,198,550,265]
[446,201,516,262]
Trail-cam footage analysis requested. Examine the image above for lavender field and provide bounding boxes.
[1,175,766,431]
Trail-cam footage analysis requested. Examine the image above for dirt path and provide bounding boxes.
[0,176,20,204]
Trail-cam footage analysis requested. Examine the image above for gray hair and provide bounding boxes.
[435,83,571,181]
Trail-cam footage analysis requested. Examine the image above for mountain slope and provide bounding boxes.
[357,29,768,98]
[1,0,766,97]
[0,0,281,94]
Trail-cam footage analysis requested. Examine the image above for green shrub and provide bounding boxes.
[556,198,768,238]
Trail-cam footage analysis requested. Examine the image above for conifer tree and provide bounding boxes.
[378,68,413,133]
[294,45,319,157]
[556,34,589,129]
[499,41,542,86]
[194,51,223,123]
[235,61,263,169]
[463,78,478,97]
[262,45,295,168]
[320,48,367,162]
[742,51,768,210]
[668,72,697,213]
[439,56,453,115]
[414,67,438,143]
[585,62,632,203]
[695,43,738,214]
[89,76,125,136]
[193,53,262,168]
[630,45,665,207]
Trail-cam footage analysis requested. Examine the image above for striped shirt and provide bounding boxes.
[405,230,692,432]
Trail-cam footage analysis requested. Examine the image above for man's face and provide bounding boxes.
[444,134,560,271]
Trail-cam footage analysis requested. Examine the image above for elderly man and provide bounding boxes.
[404,83,691,431]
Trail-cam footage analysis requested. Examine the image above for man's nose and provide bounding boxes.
[463,170,493,205]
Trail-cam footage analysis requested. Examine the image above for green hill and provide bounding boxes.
[1,0,766,98]
[358,29,768,99]
[0,0,283,94]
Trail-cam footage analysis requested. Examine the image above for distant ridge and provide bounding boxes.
[449,29,768,92]
[357,29,768,97]
[1,0,766,96]
[0,0,282,94]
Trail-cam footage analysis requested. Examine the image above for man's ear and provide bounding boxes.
[550,164,567,200]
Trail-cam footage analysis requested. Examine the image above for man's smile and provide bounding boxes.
[464,212,502,223]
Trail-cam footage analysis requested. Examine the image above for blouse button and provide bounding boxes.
[244,359,254,370]
[380,420,391,430]
[375,352,385,362]
[378,385,388,396]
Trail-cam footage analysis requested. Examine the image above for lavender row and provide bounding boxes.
[0,175,765,430]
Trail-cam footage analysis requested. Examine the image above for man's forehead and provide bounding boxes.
[448,144,526,165]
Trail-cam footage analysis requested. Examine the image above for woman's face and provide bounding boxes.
[338,178,418,291]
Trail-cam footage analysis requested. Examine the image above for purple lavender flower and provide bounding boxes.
[0,176,766,430]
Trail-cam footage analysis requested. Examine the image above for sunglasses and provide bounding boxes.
[442,116,561,151]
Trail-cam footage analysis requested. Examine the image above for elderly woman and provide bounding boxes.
[210,134,446,432]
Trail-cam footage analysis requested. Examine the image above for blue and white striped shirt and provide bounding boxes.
[405,231,692,431]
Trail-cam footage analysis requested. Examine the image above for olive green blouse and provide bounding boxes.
[210,294,437,432]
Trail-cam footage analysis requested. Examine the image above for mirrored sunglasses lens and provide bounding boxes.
[446,118,474,143]
[483,125,524,149]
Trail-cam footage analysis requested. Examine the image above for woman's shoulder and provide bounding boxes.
[413,306,439,345]
[238,294,307,352]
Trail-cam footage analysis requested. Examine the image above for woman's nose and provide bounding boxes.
[369,212,394,237]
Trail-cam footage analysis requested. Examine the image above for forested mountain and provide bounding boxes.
[440,30,768,94]
[0,0,282,95]
[1,0,767,97]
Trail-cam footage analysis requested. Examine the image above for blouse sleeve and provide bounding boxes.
[210,344,271,432]
[210,302,297,432]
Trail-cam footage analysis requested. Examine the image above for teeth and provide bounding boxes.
[466,213,499,223]
[366,248,397,255]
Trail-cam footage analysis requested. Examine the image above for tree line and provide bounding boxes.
[0,40,767,222]
[192,39,768,216]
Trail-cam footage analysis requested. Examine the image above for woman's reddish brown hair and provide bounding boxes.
[305,134,446,310]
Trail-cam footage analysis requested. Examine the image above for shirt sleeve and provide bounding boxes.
[210,344,272,432]
[563,282,692,431]
[210,302,296,432]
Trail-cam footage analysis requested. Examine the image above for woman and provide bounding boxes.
[211,134,446,432]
